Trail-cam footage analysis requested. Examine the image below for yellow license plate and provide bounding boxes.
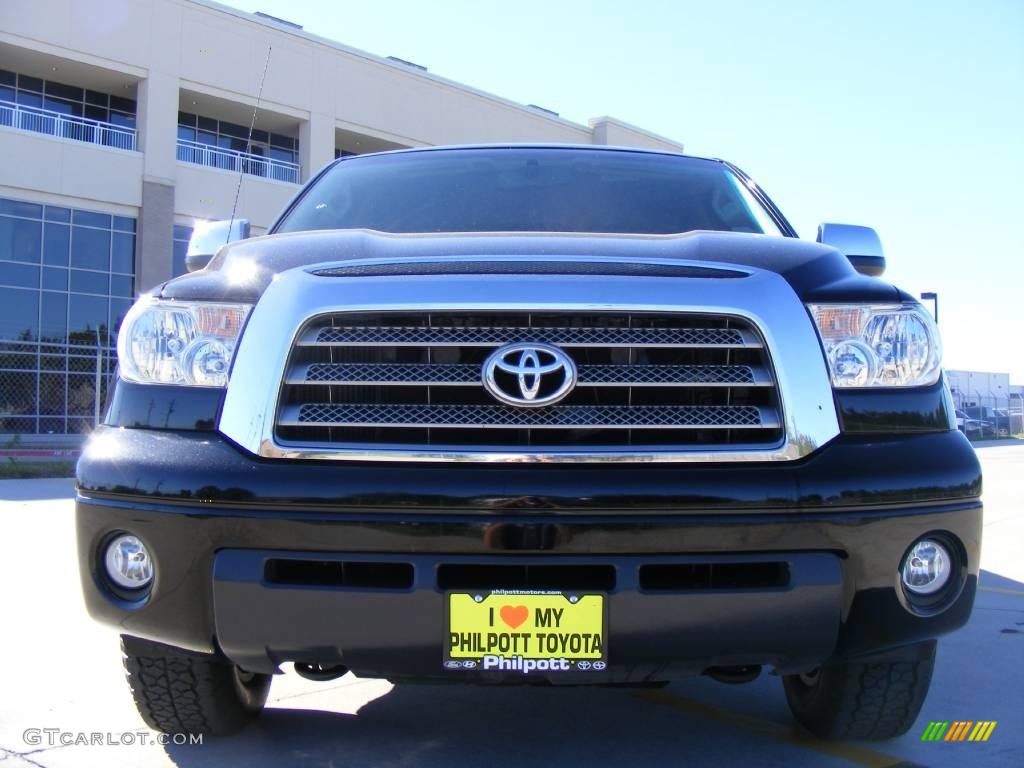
[445,590,606,674]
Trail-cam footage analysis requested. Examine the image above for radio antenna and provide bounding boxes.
[227,44,272,244]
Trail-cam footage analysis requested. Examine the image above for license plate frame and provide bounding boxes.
[444,589,607,674]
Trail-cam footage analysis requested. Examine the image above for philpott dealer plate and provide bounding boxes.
[445,590,606,674]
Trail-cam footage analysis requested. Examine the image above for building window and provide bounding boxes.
[176,111,300,182]
[0,196,135,434]
[0,69,137,150]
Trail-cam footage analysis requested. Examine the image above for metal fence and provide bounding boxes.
[950,392,1024,438]
[0,337,116,436]
[176,138,301,184]
[0,99,137,151]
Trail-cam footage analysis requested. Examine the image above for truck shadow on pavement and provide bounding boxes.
[162,680,818,768]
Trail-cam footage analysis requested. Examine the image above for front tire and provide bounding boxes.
[122,637,271,736]
[782,641,936,740]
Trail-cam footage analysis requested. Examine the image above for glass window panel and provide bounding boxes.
[111,232,135,273]
[197,130,217,146]
[109,111,135,128]
[0,199,43,218]
[38,417,67,434]
[39,373,67,419]
[39,370,67,408]
[110,274,134,297]
[173,224,193,241]
[84,104,108,122]
[0,69,15,87]
[42,266,68,291]
[252,129,268,144]
[44,206,71,223]
[109,95,136,114]
[0,260,40,288]
[45,81,83,100]
[220,121,250,139]
[71,210,111,229]
[172,239,188,277]
[86,89,108,106]
[0,287,40,339]
[68,293,108,339]
[16,91,43,108]
[70,227,110,270]
[197,115,217,132]
[43,97,80,116]
[2,416,37,433]
[269,147,295,165]
[177,125,196,142]
[39,345,65,370]
[110,298,133,335]
[70,268,109,294]
[112,216,136,233]
[270,133,293,148]
[0,85,14,102]
[17,74,43,93]
[0,216,42,263]
[43,223,70,265]
[40,292,67,340]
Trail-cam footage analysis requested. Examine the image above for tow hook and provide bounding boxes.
[706,665,762,684]
[294,662,349,681]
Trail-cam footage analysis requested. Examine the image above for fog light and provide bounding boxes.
[104,534,154,591]
[901,539,951,595]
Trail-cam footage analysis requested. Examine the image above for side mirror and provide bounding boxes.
[186,219,251,272]
[817,223,886,276]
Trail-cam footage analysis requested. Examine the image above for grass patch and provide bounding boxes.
[0,460,76,479]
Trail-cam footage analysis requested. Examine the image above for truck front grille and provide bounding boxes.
[275,312,783,450]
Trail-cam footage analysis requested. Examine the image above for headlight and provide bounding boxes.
[808,303,941,388]
[117,298,251,387]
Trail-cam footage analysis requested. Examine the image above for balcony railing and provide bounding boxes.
[176,139,301,184]
[0,100,136,151]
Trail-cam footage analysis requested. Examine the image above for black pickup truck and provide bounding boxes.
[76,145,981,740]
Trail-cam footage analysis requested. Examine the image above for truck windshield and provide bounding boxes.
[274,148,785,236]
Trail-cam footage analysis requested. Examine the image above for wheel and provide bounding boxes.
[782,641,936,740]
[121,636,272,736]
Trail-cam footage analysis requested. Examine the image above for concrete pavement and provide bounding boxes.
[1,442,1021,767]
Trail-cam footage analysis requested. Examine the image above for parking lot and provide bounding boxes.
[0,441,1021,768]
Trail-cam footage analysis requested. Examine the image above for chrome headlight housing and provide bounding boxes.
[117,298,251,387]
[808,303,941,388]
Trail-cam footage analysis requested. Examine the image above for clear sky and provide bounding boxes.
[225,0,1024,380]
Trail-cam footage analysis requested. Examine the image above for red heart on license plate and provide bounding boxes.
[500,605,529,629]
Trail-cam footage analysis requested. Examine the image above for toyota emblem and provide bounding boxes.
[482,342,577,407]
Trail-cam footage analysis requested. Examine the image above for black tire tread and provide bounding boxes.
[783,644,935,740]
[122,643,270,736]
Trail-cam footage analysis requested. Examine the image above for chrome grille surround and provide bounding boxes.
[218,256,841,462]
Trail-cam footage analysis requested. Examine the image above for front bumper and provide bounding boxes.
[76,427,982,681]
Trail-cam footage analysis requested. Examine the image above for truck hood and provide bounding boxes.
[160,229,902,304]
